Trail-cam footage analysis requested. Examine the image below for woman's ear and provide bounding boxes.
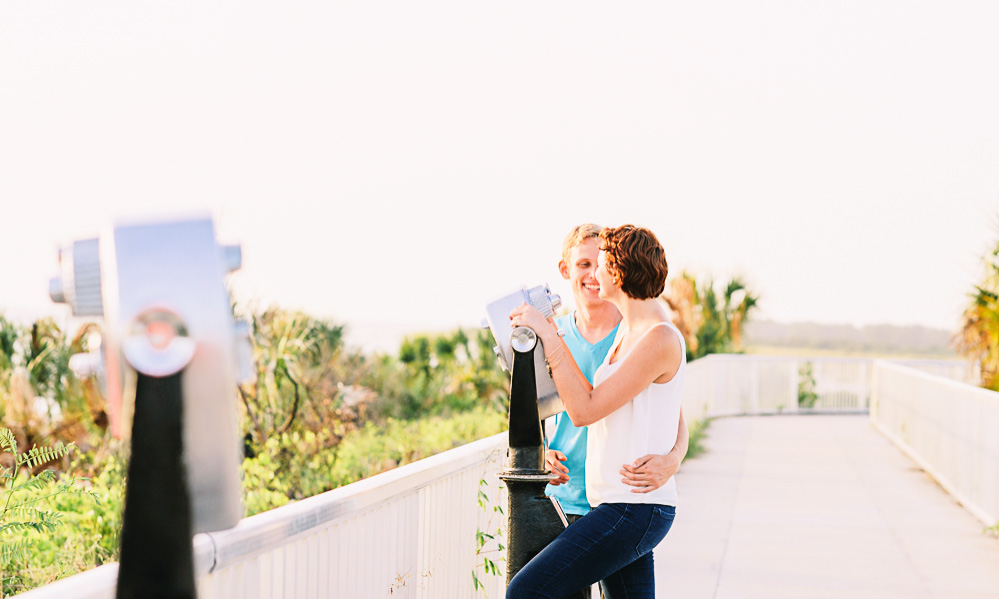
[558,260,570,280]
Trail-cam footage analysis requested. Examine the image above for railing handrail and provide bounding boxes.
[691,353,966,366]
[205,432,506,571]
[873,359,999,403]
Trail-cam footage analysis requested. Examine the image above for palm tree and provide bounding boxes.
[661,273,759,360]
[723,277,759,352]
[955,236,999,390]
[239,308,347,445]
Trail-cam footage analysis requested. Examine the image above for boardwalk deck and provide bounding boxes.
[655,415,999,599]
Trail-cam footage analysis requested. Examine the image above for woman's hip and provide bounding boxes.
[581,503,675,557]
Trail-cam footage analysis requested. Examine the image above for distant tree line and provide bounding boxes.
[742,321,956,356]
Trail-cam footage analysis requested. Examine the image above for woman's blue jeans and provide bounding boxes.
[506,503,675,599]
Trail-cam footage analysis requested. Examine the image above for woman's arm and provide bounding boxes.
[510,305,682,426]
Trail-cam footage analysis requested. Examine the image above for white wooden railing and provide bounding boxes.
[17,435,509,599]
[16,354,983,598]
[870,360,999,527]
[682,354,972,420]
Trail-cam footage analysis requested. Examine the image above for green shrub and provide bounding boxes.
[242,406,508,516]
[685,418,710,460]
[798,362,819,408]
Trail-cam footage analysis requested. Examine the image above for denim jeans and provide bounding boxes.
[563,514,593,599]
[506,503,675,599]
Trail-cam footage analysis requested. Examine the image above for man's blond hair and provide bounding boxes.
[561,223,604,266]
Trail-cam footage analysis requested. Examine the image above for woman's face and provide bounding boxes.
[595,250,619,300]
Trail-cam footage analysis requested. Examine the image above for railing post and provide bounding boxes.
[870,360,881,423]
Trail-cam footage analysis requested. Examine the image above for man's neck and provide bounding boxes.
[573,301,622,345]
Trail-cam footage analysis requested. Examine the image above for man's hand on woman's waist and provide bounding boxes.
[545,449,570,485]
[620,451,680,493]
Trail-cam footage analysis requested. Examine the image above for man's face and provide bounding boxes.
[560,238,604,309]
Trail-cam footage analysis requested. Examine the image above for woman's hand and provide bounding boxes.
[509,303,557,341]
[545,449,570,485]
[620,452,680,493]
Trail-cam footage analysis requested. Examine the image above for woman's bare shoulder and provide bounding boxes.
[646,323,683,382]
[633,322,682,359]
[648,321,681,346]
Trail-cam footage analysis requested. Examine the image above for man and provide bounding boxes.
[545,224,689,567]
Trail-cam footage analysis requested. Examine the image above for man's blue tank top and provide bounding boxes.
[546,312,620,515]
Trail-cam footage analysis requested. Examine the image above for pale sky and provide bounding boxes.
[2,1,997,353]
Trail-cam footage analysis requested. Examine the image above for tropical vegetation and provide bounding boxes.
[0,308,510,594]
[955,232,999,390]
[661,273,760,361]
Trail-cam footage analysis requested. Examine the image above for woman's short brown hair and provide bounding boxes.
[599,225,668,300]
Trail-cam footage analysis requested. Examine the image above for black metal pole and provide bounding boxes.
[499,347,567,585]
[116,371,196,599]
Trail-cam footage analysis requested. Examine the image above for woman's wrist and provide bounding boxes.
[544,342,566,377]
[536,321,561,347]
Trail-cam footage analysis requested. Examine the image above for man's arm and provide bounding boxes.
[620,407,689,493]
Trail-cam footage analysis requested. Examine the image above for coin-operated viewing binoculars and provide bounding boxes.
[50,216,250,599]
[482,284,576,587]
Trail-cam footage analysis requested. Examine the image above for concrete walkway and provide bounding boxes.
[655,415,999,599]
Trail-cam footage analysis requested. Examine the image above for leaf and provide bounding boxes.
[483,557,499,576]
[17,443,74,468]
[1,539,34,566]
[1,507,49,520]
[0,428,16,455]
[475,530,494,549]
[11,470,56,493]
[0,514,62,535]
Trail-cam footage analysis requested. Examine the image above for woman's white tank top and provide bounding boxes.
[585,321,686,508]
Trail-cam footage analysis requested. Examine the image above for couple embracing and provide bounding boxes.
[506,224,688,599]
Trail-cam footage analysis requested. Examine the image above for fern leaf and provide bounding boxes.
[0,428,16,455]
[0,521,30,534]
[1,507,48,520]
[18,443,74,468]
[0,520,58,534]
[0,539,34,566]
[11,470,56,493]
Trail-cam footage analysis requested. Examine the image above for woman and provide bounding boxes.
[507,224,685,599]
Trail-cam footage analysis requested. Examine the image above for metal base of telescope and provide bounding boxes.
[116,371,196,599]
[501,346,570,587]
